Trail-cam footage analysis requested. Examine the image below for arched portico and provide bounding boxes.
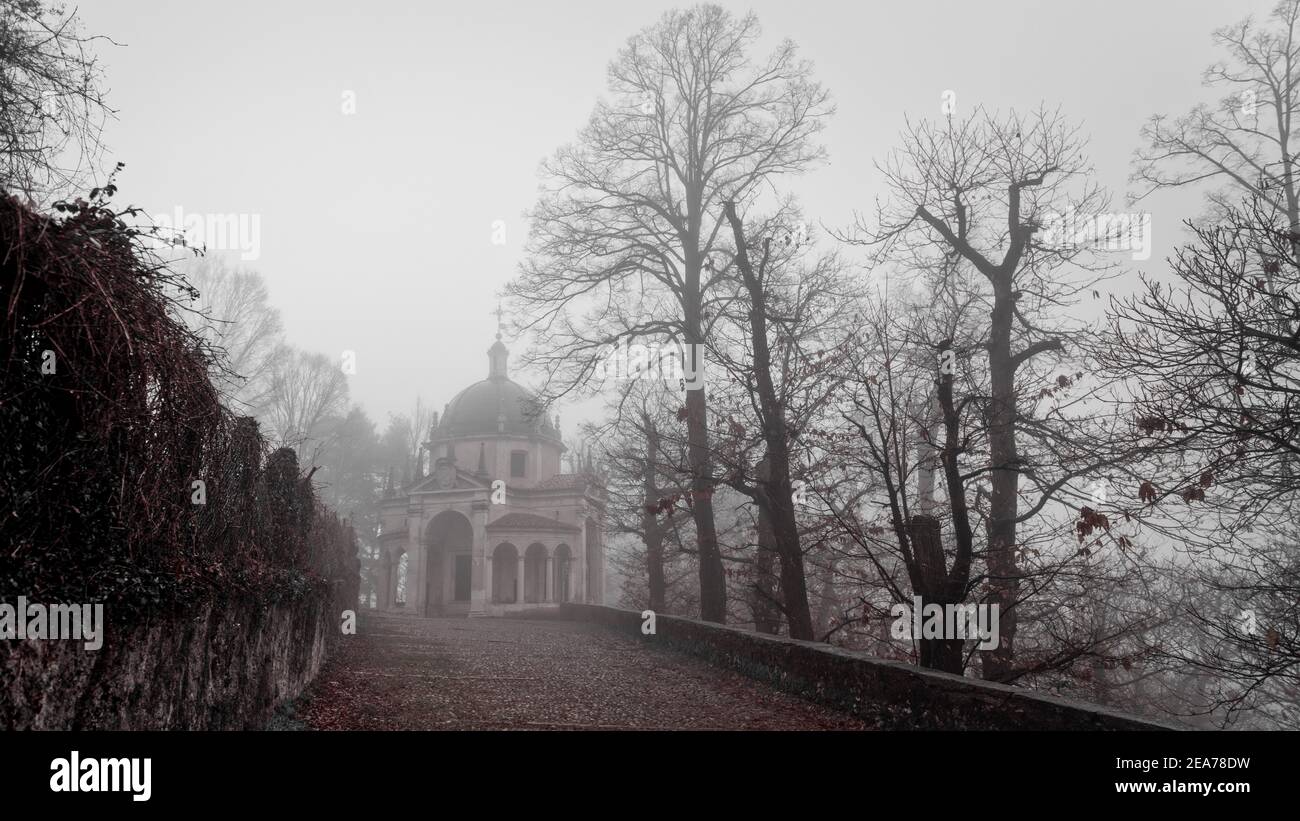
[524,543,548,603]
[372,334,607,618]
[553,544,572,603]
[492,543,519,603]
[425,510,474,616]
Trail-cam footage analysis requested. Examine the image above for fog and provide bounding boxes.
[80,0,1229,424]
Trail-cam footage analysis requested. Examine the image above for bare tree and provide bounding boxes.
[260,349,350,463]
[508,4,831,623]
[714,199,823,639]
[638,411,670,612]
[854,107,1128,681]
[1119,0,1300,728]
[601,404,679,614]
[0,0,114,201]
[1132,0,1300,236]
[407,396,434,481]
[1105,195,1300,721]
[583,369,695,615]
[172,255,286,413]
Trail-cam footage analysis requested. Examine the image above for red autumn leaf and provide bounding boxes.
[1075,506,1111,542]
[1137,415,1171,435]
[1139,481,1157,504]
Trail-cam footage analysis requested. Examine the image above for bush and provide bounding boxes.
[0,186,357,616]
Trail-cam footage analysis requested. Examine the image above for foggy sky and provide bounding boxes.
[82,0,1249,429]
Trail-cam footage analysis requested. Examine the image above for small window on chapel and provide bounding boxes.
[510,451,527,478]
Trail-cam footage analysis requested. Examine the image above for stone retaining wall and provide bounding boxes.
[561,603,1179,730]
[0,593,345,730]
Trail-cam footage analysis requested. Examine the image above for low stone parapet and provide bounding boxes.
[560,603,1179,730]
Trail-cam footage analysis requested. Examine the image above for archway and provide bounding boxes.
[553,544,572,603]
[492,543,519,603]
[425,510,474,616]
[524,543,547,603]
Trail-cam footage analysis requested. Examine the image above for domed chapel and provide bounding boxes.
[375,333,607,616]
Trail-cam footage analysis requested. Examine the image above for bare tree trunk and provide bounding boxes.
[913,394,940,516]
[641,416,667,612]
[684,253,727,623]
[812,556,838,639]
[752,507,784,634]
[983,279,1021,682]
[915,177,1043,681]
[907,516,964,673]
[723,201,815,640]
[751,457,783,635]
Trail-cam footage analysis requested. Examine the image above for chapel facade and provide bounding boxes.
[374,335,606,617]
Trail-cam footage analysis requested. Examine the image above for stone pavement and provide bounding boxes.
[295,612,867,730]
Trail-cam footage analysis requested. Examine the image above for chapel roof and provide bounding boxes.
[434,337,559,441]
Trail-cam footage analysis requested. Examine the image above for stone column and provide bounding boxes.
[592,525,604,604]
[470,501,489,616]
[407,516,423,614]
[545,555,553,603]
[516,554,526,604]
[576,514,588,603]
[391,550,401,608]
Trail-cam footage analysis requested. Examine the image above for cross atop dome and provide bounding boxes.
[489,302,511,378]
[488,335,509,380]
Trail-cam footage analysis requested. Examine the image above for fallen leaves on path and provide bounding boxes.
[294,613,869,731]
